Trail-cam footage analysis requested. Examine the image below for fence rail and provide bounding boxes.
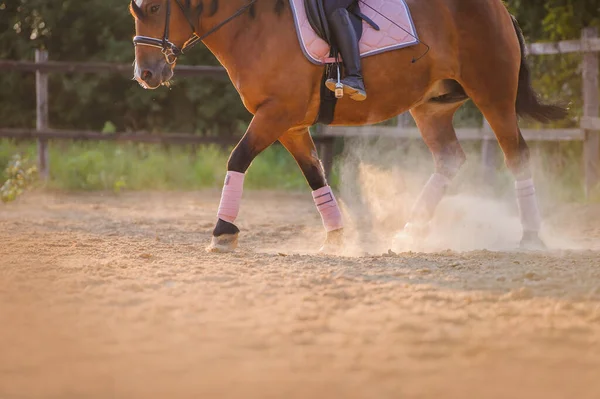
[0,50,237,180]
[527,36,600,55]
[320,126,586,141]
[0,59,228,78]
[0,28,599,194]
[0,128,238,145]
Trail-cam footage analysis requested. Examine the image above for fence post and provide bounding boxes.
[35,49,49,180]
[582,27,600,198]
[481,118,499,188]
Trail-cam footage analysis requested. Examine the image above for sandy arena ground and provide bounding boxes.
[2,189,600,398]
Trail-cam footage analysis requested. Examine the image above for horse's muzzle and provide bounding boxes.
[134,60,174,89]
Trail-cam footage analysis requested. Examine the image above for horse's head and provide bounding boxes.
[130,0,198,89]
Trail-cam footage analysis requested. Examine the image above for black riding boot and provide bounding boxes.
[325,8,367,101]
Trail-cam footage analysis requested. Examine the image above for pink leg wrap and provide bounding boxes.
[312,186,343,232]
[217,171,245,224]
[515,178,542,232]
[410,173,452,222]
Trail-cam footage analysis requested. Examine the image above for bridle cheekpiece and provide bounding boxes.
[133,0,257,65]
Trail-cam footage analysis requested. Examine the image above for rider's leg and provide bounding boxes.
[323,0,355,18]
[324,1,367,101]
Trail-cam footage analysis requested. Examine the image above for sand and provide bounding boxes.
[1,190,600,399]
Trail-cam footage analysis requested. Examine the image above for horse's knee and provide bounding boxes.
[227,135,255,172]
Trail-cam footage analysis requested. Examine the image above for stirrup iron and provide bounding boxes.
[335,63,344,99]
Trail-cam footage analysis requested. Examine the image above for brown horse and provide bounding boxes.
[130,0,567,253]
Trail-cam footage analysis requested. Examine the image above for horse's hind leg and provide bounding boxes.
[449,8,548,249]
[393,101,467,249]
[457,81,544,249]
[472,102,544,249]
[279,128,344,253]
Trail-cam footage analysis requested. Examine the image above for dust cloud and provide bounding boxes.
[333,135,595,256]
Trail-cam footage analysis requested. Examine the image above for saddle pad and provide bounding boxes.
[289,0,419,65]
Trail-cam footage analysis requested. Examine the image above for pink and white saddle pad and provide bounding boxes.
[289,0,419,65]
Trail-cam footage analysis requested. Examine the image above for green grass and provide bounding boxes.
[0,139,312,192]
[0,138,594,203]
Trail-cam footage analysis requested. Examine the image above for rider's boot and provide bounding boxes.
[325,8,367,101]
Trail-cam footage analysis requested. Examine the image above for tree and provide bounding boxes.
[1,0,598,133]
[0,0,251,136]
[507,0,600,126]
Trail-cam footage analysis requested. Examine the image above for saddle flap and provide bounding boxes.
[289,0,419,66]
[303,0,330,43]
[303,0,364,47]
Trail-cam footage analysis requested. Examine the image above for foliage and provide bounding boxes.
[0,0,599,202]
[1,154,38,203]
[508,0,600,128]
[1,1,598,135]
[0,0,250,136]
[507,0,600,41]
[0,139,312,192]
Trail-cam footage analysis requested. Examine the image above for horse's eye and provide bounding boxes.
[149,4,161,14]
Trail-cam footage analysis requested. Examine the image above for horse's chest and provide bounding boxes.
[231,74,266,115]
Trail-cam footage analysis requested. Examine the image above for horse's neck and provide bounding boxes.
[201,2,291,78]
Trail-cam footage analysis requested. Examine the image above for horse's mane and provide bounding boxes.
[210,0,287,18]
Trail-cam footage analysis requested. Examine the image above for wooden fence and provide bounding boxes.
[0,51,338,180]
[1,27,599,194]
[0,50,235,180]
[319,27,600,197]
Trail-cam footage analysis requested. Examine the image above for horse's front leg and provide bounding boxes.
[207,106,292,253]
[393,102,466,251]
[279,128,344,253]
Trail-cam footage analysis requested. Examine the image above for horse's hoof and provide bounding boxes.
[319,229,344,255]
[519,231,546,251]
[391,222,430,253]
[206,233,239,253]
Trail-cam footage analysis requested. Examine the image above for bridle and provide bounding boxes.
[133,0,257,65]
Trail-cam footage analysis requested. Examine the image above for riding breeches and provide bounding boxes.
[323,0,356,17]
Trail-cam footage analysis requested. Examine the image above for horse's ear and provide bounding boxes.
[130,0,143,18]
[209,0,218,16]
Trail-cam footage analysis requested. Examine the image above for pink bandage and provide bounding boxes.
[515,178,542,232]
[312,186,343,232]
[217,171,245,223]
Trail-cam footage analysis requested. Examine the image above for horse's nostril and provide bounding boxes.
[141,69,153,82]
